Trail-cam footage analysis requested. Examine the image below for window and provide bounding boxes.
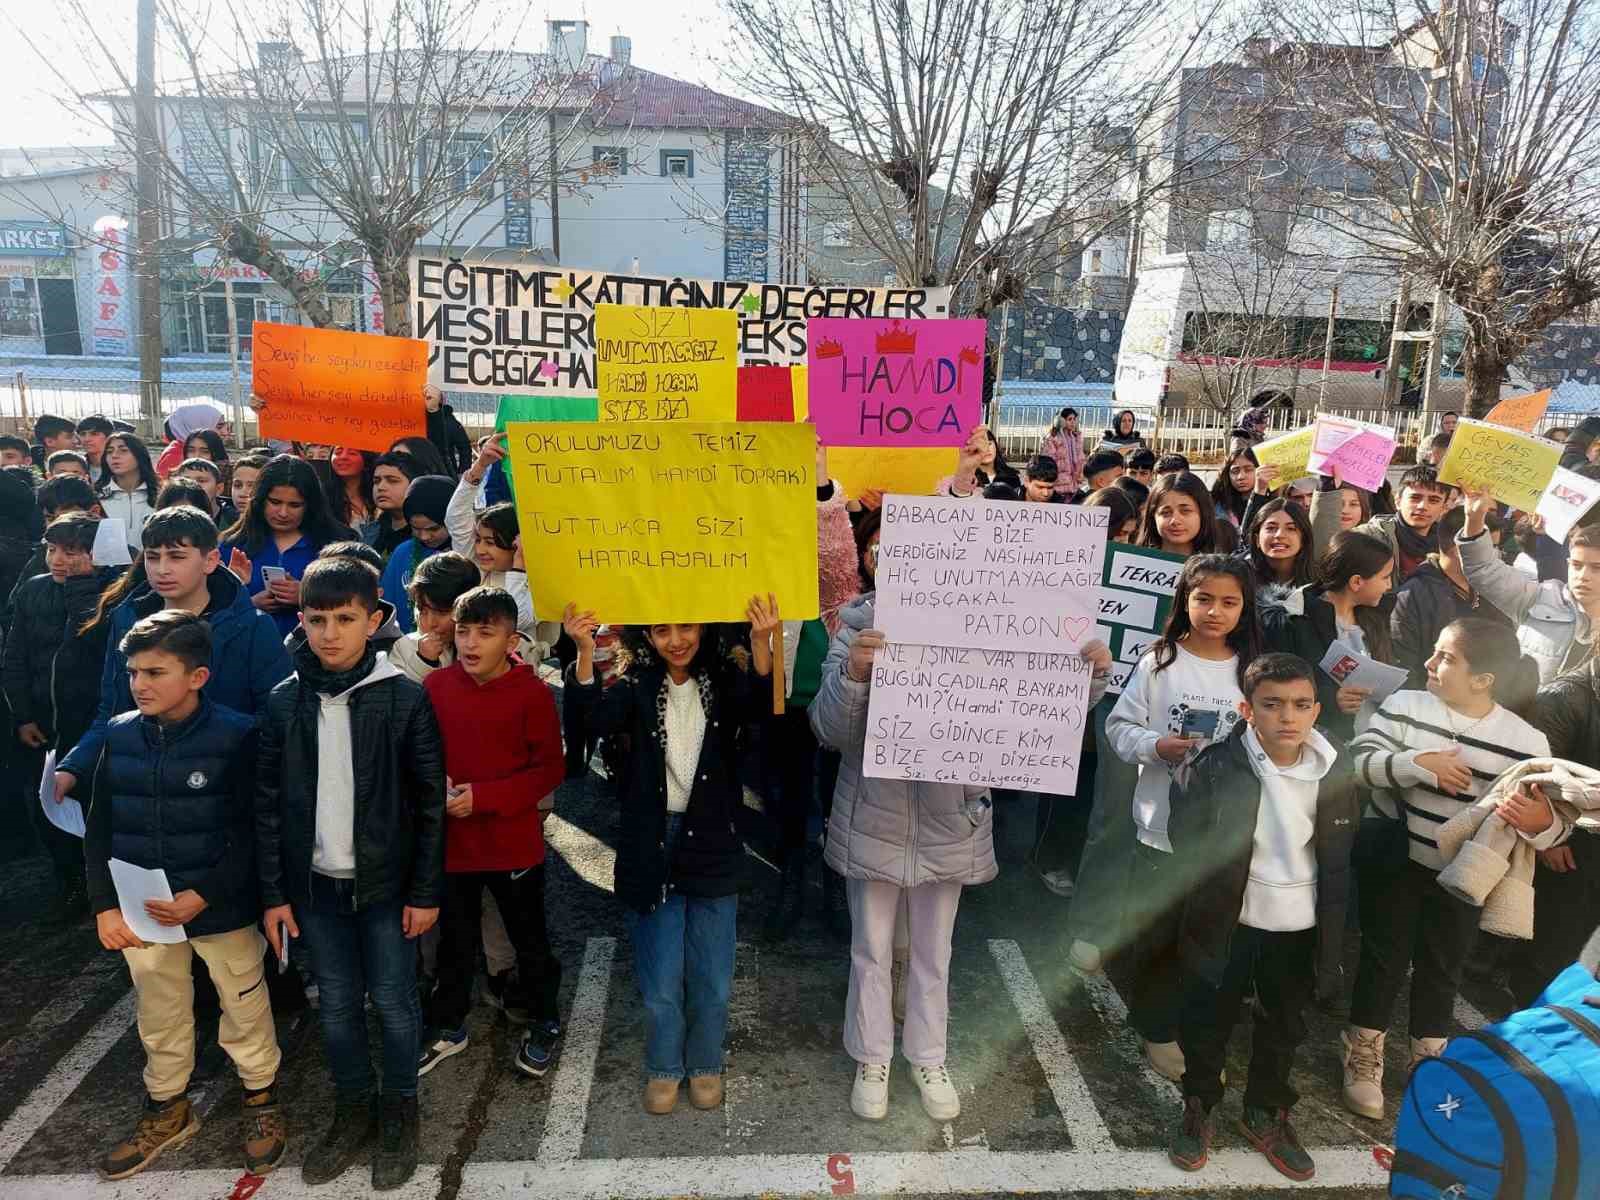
[592,146,628,176]
[822,220,851,248]
[1186,132,1240,163]
[1343,119,1391,162]
[285,118,367,196]
[1206,209,1252,249]
[660,149,694,178]
[1090,249,1103,274]
[442,135,493,196]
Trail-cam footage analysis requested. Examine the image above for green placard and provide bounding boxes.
[492,395,597,501]
[494,393,598,431]
[1098,542,1187,693]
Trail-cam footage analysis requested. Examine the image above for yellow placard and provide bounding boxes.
[1437,416,1561,512]
[594,303,737,423]
[1252,423,1316,482]
[791,365,809,421]
[827,446,956,500]
[507,421,819,623]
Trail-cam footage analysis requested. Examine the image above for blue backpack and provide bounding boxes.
[1389,961,1600,1199]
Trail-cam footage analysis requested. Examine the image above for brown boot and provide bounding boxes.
[688,1074,724,1110]
[98,1094,200,1180]
[643,1078,679,1115]
[242,1085,287,1175]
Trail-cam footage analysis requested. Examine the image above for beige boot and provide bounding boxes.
[1340,1027,1386,1119]
[1409,1036,1448,1068]
[891,951,909,1025]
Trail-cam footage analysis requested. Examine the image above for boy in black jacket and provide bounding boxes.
[1,513,120,913]
[254,556,444,1190]
[84,612,283,1180]
[1165,653,1358,1183]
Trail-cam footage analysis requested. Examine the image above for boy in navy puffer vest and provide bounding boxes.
[84,611,284,1181]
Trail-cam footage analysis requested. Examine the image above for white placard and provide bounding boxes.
[875,495,1108,652]
[108,858,187,944]
[38,750,84,838]
[1105,547,1181,596]
[863,642,1094,795]
[1097,587,1159,629]
[1536,466,1600,544]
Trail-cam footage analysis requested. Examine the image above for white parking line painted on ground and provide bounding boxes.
[458,1146,1389,1197]
[1072,964,1181,1103]
[725,940,761,1146]
[0,956,121,1066]
[986,939,1115,1154]
[0,988,136,1173]
[537,936,617,1163]
[0,1165,445,1199]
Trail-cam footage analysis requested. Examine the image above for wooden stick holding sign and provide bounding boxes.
[771,623,786,715]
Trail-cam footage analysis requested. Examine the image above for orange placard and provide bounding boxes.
[253,321,429,451]
[1483,388,1551,433]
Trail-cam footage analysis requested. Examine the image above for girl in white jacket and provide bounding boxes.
[97,433,159,555]
[1105,554,1262,1083]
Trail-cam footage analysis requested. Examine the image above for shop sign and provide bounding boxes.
[0,221,68,256]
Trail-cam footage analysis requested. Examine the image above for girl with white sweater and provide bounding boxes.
[1105,554,1262,1082]
[1342,618,1559,1120]
[447,439,559,657]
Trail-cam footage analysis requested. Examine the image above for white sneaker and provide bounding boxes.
[891,953,909,1025]
[910,1063,961,1120]
[1144,1039,1185,1082]
[851,1061,890,1121]
[1040,868,1076,898]
[1067,939,1103,976]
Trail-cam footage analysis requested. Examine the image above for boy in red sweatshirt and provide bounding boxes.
[419,585,565,1077]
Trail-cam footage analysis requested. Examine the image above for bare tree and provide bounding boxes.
[718,0,1224,313]
[38,0,616,335]
[1251,0,1600,415]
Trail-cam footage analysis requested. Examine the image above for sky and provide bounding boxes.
[0,1,742,151]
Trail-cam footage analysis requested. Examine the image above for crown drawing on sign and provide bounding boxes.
[814,336,844,359]
[876,322,917,354]
[959,345,980,365]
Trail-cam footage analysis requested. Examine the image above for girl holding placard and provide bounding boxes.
[1103,555,1261,1082]
[562,597,779,1116]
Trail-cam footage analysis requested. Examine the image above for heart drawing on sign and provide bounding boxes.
[1061,615,1091,644]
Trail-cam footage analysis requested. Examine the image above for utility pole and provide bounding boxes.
[547,112,561,262]
[135,0,163,431]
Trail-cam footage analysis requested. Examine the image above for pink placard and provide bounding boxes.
[1320,429,1396,492]
[806,317,986,447]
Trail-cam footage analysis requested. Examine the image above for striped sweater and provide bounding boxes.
[1351,690,1552,871]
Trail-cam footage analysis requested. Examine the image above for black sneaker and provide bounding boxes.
[1168,1097,1212,1172]
[515,1020,561,1078]
[1240,1106,1315,1181]
[371,1094,417,1191]
[300,1095,375,1185]
[417,1025,468,1076]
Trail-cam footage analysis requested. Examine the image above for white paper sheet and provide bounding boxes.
[37,749,85,838]
[1317,640,1410,707]
[91,517,132,566]
[108,858,187,944]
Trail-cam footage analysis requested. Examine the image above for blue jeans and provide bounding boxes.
[625,817,738,1081]
[297,872,423,1099]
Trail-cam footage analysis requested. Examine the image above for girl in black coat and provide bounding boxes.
[1259,531,1396,742]
[563,597,778,1117]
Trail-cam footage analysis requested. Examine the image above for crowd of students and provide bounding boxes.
[0,397,1597,1189]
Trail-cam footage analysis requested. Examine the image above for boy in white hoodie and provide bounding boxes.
[1164,653,1359,1183]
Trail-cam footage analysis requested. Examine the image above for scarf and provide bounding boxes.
[294,639,378,697]
[1393,517,1438,576]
